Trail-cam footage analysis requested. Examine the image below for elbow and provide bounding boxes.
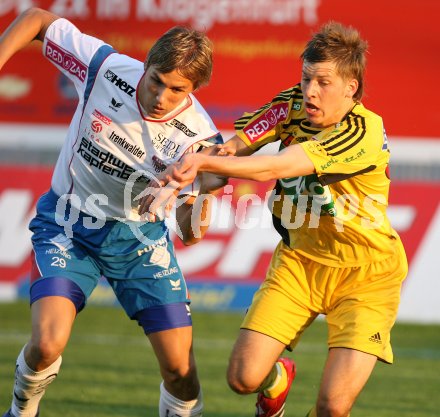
[24,7,57,42]
[23,6,45,18]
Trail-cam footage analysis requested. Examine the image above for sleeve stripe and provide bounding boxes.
[321,116,355,146]
[83,44,116,105]
[235,117,251,129]
[322,115,367,156]
[234,84,302,130]
[329,128,366,156]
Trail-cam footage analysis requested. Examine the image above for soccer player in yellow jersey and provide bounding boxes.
[145,21,408,417]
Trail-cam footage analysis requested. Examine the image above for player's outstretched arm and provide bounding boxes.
[0,7,59,70]
[174,143,315,183]
[141,143,315,218]
[137,141,232,222]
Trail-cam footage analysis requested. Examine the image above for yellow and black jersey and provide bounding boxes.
[235,83,402,267]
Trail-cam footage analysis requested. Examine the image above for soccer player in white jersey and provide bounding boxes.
[0,7,224,417]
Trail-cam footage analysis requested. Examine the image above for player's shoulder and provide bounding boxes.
[264,83,303,114]
[349,102,383,129]
[269,83,306,123]
[46,17,103,47]
[104,52,142,69]
[328,103,385,144]
[236,83,304,127]
[271,83,303,103]
[168,94,218,138]
[316,102,386,158]
[184,94,215,123]
[99,52,144,88]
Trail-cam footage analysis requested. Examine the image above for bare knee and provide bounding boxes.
[226,362,261,395]
[227,373,258,395]
[26,334,66,370]
[316,395,352,417]
[161,361,200,401]
[162,361,197,385]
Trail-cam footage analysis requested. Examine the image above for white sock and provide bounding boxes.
[159,381,203,417]
[10,346,62,417]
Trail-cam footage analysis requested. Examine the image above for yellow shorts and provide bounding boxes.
[241,240,408,363]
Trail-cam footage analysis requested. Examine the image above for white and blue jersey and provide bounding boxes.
[29,19,221,332]
[44,18,220,220]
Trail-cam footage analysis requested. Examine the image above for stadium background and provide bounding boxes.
[0,0,439,323]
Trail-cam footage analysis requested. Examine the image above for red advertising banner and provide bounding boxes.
[0,165,438,286]
[0,0,439,137]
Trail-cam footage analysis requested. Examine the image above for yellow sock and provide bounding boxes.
[263,361,288,399]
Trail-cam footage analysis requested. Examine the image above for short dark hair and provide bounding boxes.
[301,21,368,101]
[145,26,213,90]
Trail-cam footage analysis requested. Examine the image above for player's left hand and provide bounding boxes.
[137,179,181,221]
[137,152,216,221]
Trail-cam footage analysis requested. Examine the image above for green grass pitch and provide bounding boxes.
[1,301,439,416]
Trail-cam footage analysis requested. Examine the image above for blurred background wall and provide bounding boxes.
[0,0,439,322]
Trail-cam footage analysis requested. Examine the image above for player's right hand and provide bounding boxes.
[172,153,202,185]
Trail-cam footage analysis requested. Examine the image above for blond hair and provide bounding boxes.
[301,21,368,101]
[145,26,213,90]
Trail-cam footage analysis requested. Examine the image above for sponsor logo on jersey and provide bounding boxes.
[137,236,168,256]
[92,109,112,125]
[83,125,100,142]
[342,148,366,164]
[110,97,124,111]
[45,248,72,259]
[151,132,182,158]
[320,157,338,171]
[170,119,197,137]
[45,40,87,82]
[104,70,135,97]
[91,120,102,133]
[244,103,289,142]
[169,277,182,290]
[280,174,337,217]
[152,155,167,172]
[77,137,147,181]
[369,332,382,344]
[109,130,145,159]
[152,268,179,280]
